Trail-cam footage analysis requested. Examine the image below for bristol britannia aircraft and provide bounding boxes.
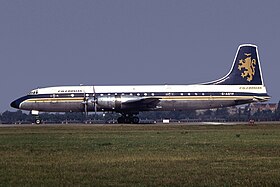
[11,44,270,124]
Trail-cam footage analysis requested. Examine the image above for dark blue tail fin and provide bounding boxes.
[206,44,264,85]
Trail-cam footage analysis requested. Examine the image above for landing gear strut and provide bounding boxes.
[117,113,140,124]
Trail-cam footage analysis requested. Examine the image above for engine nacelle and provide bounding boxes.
[96,96,116,110]
[97,95,141,110]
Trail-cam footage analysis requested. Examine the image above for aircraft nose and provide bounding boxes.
[10,99,20,109]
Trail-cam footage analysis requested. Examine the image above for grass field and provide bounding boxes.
[0,124,280,186]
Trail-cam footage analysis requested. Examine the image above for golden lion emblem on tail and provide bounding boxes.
[238,53,256,82]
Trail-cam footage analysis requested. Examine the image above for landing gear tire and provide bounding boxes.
[124,118,131,123]
[35,118,42,125]
[132,117,139,124]
[117,117,125,124]
[117,116,139,124]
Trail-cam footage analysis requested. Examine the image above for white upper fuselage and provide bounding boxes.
[33,84,267,95]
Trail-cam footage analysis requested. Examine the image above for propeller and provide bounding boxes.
[92,86,98,118]
[82,91,89,118]
[82,86,98,121]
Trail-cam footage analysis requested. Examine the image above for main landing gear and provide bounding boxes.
[117,113,140,124]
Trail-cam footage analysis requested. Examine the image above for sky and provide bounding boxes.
[1,0,280,112]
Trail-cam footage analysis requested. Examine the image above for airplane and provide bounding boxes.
[11,44,270,124]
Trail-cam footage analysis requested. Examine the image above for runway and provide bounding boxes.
[1,121,278,127]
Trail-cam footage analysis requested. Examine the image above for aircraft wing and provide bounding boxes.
[122,97,160,110]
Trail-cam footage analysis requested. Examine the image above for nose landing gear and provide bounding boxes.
[31,110,42,125]
[35,117,42,125]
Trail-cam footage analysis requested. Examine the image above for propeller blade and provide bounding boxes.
[83,91,88,118]
[94,102,97,116]
[84,103,88,116]
[93,85,97,119]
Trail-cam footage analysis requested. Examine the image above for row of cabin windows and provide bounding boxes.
[96,93,206,96]
[50,93,208,98]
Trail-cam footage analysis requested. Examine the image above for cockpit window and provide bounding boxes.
[28,89,38,95]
